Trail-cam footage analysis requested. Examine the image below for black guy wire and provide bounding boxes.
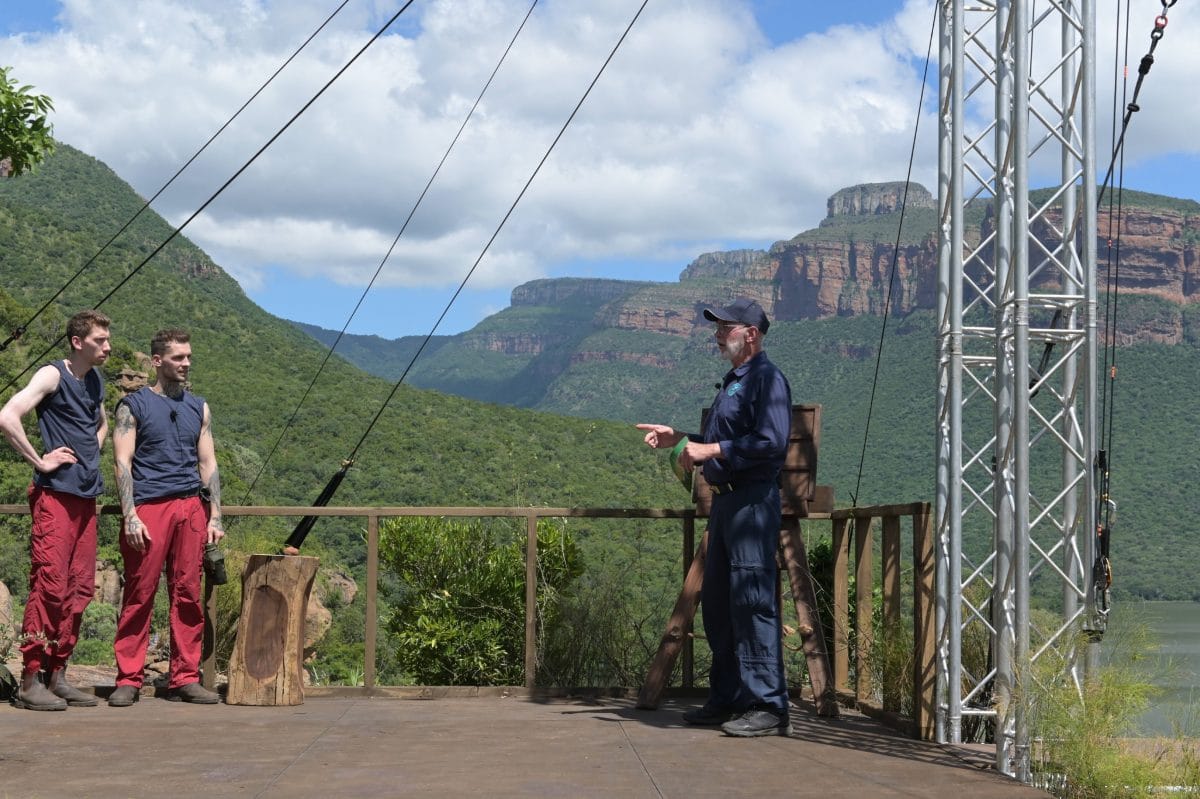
[1098,0,1132,537]
[849,0,937,508]
[344,0,651,466]
[239,0,541,504]
[2,0,418,394]
[1096,0,1176,208]
[1097,0,1175,537]
[0,0,353,366]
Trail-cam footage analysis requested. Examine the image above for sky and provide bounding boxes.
[3,0,1197,339]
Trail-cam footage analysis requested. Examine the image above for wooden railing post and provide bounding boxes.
[780,518,839,716]
[365,513,379,690]
[682,515,695,689]
[912,503,936,740]
[524,513,539,689]
[854,514,874,703]
[832,516,850,693]
[881,514,902,712]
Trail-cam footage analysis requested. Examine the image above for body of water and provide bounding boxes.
[1108,601,1200,736]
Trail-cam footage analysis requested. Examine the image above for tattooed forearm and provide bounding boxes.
[112,403,139,524]
[116,460,137,519]
[203,469,223,527]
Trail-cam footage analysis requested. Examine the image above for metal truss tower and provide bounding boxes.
[935,0,1100,780]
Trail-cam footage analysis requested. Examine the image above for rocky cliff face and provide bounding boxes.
[826,182,936,218]
[511,277,657,308]
[497,183,1200,351]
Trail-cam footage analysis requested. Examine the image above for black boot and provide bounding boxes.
[46,668,99,707]
[13,670,67,711]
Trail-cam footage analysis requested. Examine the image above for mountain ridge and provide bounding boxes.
[1,143,1196,601]
[303,180,1200,410]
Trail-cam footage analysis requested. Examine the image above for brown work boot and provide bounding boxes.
[107,685,140,707]
[46,668,99,707]
[13,671,68,711]
[166,682,219,704]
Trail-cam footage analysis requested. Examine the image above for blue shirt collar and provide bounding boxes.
[723,350,765,385]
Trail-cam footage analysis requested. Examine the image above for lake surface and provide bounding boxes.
[1107,601,1200,736]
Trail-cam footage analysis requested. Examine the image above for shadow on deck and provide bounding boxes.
[1,693,1050,798]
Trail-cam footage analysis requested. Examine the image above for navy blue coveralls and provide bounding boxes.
[691,350,792,715]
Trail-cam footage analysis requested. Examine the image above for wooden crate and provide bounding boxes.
[692,404,821,516]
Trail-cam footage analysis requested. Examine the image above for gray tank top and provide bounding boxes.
[33,360,106,498]
[119,386,205,504]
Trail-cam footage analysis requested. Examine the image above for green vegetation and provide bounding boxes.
[802,206,939,245]
[316,302,1200,602]
[0,66,55,177]
[0,143,688,684]
[1027,624,1200,797]
[3,139,1198,701]
[379,516,581,685]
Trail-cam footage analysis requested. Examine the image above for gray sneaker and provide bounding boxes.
[721,709,792,737]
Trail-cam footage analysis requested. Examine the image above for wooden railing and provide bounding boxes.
[0,500,934,737]
[825,502,935,740]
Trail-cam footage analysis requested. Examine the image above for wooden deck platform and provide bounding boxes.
[0,693,1051,798]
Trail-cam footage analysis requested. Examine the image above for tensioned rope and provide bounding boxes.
[1096,0,1177,208]
[1,0,418,394]
[0,0,354,364]
[1092,0,1178,609]
[283,0,652,552]
[848,1,938,508]
[239,0,541,505]
[1092,0,1178,608]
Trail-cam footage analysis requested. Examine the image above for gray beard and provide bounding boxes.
[721,336,745,363]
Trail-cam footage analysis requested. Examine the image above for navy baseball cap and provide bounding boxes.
[703,297,770,334]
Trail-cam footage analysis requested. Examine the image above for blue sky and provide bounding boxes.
[3,1,1197,339]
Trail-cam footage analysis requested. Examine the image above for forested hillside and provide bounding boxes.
[0,144,688,606]
[1,139,1194,692]
[298,223,1200,602]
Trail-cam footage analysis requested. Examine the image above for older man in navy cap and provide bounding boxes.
[637,297,792,737]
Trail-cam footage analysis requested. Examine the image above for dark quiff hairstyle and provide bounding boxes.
[150,328,191,357]
[65,310,111,351]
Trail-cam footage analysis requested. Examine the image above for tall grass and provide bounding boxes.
[1025,622,1200,797]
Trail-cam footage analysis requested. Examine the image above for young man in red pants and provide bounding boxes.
[109,328,224,706]
[0,310,112,710]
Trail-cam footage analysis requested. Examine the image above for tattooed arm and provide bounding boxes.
[197,401,224,543]
[113,402,149,551]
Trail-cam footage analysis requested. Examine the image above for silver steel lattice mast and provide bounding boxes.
[935,0,1100,780]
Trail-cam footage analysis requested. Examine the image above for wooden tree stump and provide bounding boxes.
[226,554,319,706]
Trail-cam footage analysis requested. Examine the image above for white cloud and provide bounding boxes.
[5,0,1197,333]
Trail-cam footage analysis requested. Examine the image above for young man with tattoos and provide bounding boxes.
[0,310,112,710]
[109,328,224,706]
